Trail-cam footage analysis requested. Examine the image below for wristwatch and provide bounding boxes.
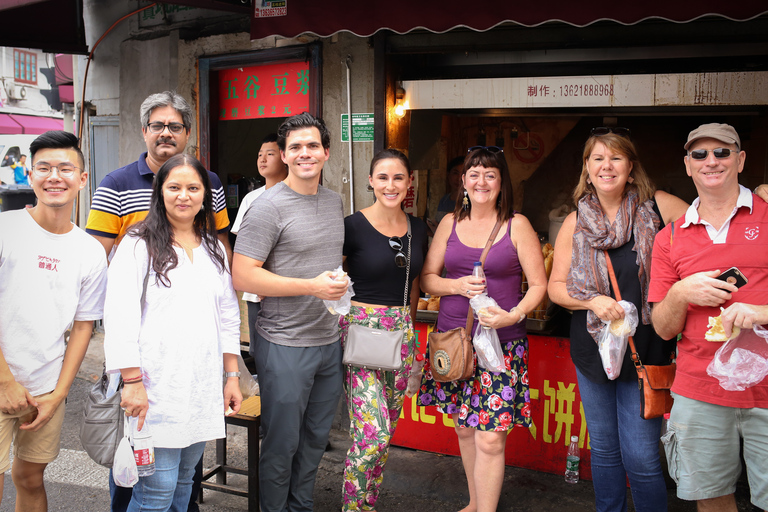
[510,307,526,324]
[224,372,241,379]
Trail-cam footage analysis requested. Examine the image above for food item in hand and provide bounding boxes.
[418,298,429,310]
[427,296,440,311]
[609,318,632,336]
[705,309,741,342]
[477,307,492,318]
[225,406,235,416]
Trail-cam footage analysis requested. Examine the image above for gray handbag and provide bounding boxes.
[342,216,412,371]
[79,260,150,467]
[80,368,124,468]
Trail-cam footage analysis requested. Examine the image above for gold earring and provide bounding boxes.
[462,190,469,210]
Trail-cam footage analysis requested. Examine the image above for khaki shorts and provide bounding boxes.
[0,392,66,473]
[663,393,768,510]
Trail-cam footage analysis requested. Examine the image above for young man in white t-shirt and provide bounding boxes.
[0,131,107,511]
[230,133,288,359]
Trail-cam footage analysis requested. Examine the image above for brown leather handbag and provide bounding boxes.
[605,252,675,419]
[428,220,502,382]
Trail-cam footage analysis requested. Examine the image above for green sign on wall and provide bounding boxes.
[341,113,374,142]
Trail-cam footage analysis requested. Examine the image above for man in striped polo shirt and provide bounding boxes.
[86,91,231,261]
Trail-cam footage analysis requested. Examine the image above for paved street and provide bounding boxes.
[0,332,758,511]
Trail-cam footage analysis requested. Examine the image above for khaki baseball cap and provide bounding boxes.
[685,123,741,150]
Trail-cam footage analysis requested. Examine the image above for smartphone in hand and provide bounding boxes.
[717,267,748,288]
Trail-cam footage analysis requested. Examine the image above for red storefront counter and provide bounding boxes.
[392,321,593,480]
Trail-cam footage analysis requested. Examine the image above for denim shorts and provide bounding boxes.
[662,393,768,509]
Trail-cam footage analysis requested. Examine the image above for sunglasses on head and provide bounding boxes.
[388,237,407,268]
[591,127,631,138]
[467,146,504,154]
[687,148,739,160]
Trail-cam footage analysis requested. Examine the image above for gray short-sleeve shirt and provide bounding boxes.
[234,182,344,347]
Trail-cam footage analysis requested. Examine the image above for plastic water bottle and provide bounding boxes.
[471,261,486,282]
[565,435,580,484]
[132,420,155,477]
[405,353,426,398]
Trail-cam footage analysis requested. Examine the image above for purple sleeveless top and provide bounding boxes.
[436,219,526,341]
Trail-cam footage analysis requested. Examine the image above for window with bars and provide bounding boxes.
[14,49,37,85]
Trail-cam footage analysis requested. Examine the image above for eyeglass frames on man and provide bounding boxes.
[32,164,80,178]
[591,127,631,138]
[688,148,740,160]
[146,122,186,135]
[468,146,504,154]
[388,237,407,268]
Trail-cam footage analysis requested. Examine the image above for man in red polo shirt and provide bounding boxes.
[649,123,768,512]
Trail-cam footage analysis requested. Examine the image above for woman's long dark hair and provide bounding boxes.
[130,154,228,287]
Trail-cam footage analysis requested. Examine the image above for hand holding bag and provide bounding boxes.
[428,220,502,382]
[605,252,675,419]
[342,216,412,371]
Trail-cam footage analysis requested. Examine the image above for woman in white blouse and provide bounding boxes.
[104,154,242,511]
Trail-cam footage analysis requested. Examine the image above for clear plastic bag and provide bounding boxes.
[597,300,638,380]
[112,420,139,488]
[323,266,354,316]
[469,293,506,372]
[706,325,768,391]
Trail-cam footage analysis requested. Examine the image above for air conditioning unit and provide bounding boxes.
[7,85,28,100]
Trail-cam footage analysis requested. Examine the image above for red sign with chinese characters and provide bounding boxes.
[218,61,309,120]
[392,329,593,479]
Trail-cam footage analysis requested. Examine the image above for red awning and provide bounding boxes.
[7,115,64,135]
[0,114,24,134]
[251,0,768,39]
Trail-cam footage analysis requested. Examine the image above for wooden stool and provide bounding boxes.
[200,395,261,512]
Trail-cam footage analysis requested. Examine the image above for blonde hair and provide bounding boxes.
[572,133,655,205]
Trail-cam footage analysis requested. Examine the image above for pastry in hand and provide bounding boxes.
[609,318,632,337]
[705,309,741,342]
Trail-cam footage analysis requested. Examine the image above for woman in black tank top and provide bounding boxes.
[548,130,688,512]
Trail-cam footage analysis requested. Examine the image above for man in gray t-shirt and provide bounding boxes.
[233,112,347,512]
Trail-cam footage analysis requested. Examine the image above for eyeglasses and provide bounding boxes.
[146,122,186,135]
[688,148,740,160]
[468,146,504,154]
[388,236,407,268]
[591,127,631,138]
[32,164,80,178]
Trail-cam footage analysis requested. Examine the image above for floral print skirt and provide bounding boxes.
[339,305,415,511]
[418,336,531,431]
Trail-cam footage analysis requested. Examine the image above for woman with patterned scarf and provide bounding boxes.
[548,129,688,512]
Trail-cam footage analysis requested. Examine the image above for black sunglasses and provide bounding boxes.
[591,127,631,138]
[388,236,407,268]
[468,146,504,154]
[688,148,739,160]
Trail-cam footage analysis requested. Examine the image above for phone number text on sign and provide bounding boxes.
[528,83,614,98]
[560,83,614,97]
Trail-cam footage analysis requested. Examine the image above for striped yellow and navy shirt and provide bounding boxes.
[85,152,229,247]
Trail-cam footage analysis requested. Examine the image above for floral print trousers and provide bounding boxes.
[339,305,415,511]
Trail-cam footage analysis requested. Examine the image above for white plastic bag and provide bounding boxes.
[323,266,354,316]
[706,325,768,391]
[112,420,138,488]
[597,300,638,380]
[469,293,506,372]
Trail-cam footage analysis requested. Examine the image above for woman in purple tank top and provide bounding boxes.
[418,147,547,512]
